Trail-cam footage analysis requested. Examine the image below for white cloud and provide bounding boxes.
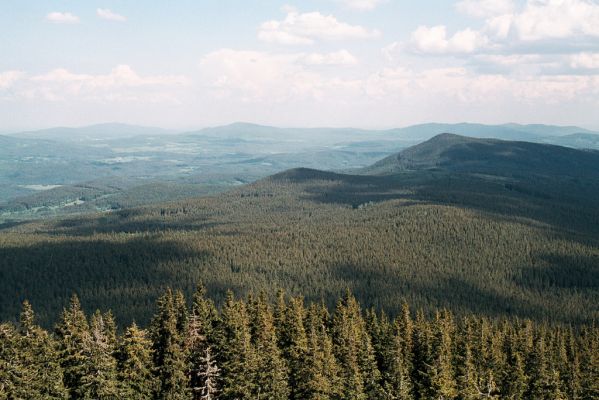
[409,25,489,54]
[46,12,80,24]
[31,65,187,88]
[456,0,515,18]
[0,71,25,89]
[197,47,599,112]
[258,10,381,45]
[97,9,127,22]
[199,49,361,102]
[340,0,387,11]
[301,50,358,65]
[16,65,188,102]
[570,52,599,69]
[365,65,599,104]
[485,0,599,41]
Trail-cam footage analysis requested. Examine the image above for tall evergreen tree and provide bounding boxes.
[282,296,313,399]
[13,301,68,399]
[55,294,91,400]
[250,293,289,399]
[117,322,156,399]
[187,282,220,400]
[332,290,383,400]
[0,323,19,399]
[151,289,191,400]
[217,291,255,400]
[386,304,415,400]
[304,303,342,400]
[426,310,458,400]
[79,310,121,399]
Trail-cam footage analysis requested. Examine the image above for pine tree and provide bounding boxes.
[526,332,565,399]
[502,328,527,400]
[304,303,343,400]
[217,290,255,400]
[79,310,121,399]
[283,296,313,399]
[188,282,220,399]
[386,304,415,400]
[196,347,220,400]
[250,293,289,399]
[117,322,156,399]
[427,310,458,400]
[332,290,383,400]
[151,289,191,400]
[579,325,599,399]
[0,323,19,399]
[412,309,433,398]
[55,294,91,400]
[16,301,67,399]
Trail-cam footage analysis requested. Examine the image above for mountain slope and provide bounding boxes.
[10,123,174,140]
[364,133,599,178]
[1,136,598,327]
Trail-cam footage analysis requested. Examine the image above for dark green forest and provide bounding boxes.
[1,285,597,399]
[1,135,598,328]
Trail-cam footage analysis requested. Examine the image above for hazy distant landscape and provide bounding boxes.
[3,122,598,222]
[2,1,599,398]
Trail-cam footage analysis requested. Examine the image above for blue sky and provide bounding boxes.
[1,0,599,130]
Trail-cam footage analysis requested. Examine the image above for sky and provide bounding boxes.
[1,0,599,131]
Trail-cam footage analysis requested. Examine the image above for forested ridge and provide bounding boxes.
[1,284,597,399]
[1,135,598,328]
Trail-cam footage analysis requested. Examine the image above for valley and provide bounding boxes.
[1,133,597,329]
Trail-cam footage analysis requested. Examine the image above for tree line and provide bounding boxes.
[1,283,597,399]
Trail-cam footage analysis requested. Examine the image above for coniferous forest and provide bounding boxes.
[1,135,599,399]
[1,283,598,400]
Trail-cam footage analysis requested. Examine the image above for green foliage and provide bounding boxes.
[117,322,156,399]
[0,288,597,399]
[150,289,190,400]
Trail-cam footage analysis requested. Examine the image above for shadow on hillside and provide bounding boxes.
[325,260,595,325]
[0,235,212,328]
[37,207,226,236]
[439,140,599,179]
[0,220,30,231]
[292,170,599,240]
[513,253,599,290]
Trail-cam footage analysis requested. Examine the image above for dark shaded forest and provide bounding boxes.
[1,285,597,399]
[0,134,598,329]
[1,167,598,328]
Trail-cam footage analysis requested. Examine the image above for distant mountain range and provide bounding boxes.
[2,133,598,327]
[8,121,599,146]
[363,133,599,178]
[9,123,174,140]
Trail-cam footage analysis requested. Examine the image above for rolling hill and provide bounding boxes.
[0,134,597,328]
[364,132,599,177]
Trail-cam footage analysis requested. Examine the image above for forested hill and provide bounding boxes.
[363,133,599,177]
[0,136,598,328]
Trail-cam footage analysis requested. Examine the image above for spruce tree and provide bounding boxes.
[304,303,343,400]
[16,301,67,399]
[188,282,220,399]
[0,323,19,398]
[283,296,313,399]
[217,290,255,400]
[117,322,156,399]
[250,293,289,399]
[386,304,415,400]
[79,310,121,399]
[55,294,91,400]
[427,310,458,400]
[196,347,220,400]
[502,329,527,400]
[151,289,191,400]
[332,290,383,400]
